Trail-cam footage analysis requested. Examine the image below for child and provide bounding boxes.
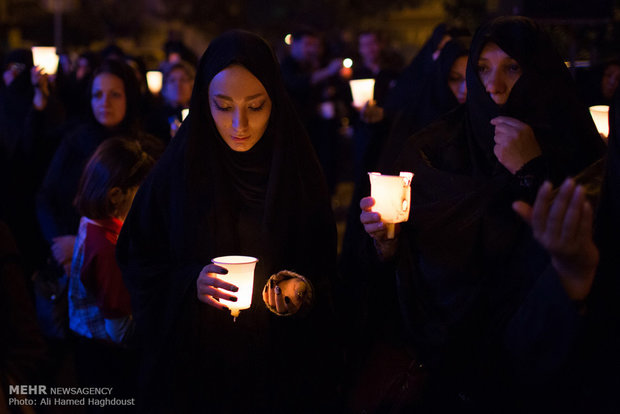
[68,137,154,395]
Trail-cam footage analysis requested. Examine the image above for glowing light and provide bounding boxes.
[368,172,413,239]
[589,105,609,139]
[343,58,353,68]
[146,71,163,94]
[181,108,189,121]
[349,78,375,109]
[284,34,292,45]
[31,47,59,75]
[211,256,258,321]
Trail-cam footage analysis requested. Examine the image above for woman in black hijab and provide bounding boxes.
[116,30,339,413]
[377,35,470,171]
[360,16,605,412]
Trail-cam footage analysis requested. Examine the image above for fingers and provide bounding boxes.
[274,284,286,314]
[359,196,375,211]
[559,184,585,243]
[545,179,575,240]
[530,181,554,237]
[196,264,238,310]
[263,278,302,315]
[490,116,525,128]
[524,178,592,256]
[512,200,533,225]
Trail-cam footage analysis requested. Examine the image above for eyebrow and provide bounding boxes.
[213,93,266,101]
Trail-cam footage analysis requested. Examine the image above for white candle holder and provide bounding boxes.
[31,46,59,75]
[211,255,258,321]
[589,105,609,139]
[368,172,414,239]
[146,70,163,94]
[349,78,375,109]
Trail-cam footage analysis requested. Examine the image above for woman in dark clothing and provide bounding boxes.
[339,37,470,349]
[116,30,340,413]
[377,35,470,171]
[382,23,469,117]
[360,16,605,412]
[1,49,65,274]
[37,58,162,277]
[577,59,620,107]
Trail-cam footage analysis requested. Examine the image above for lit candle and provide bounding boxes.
[211,255,258,321]
[349,78,375,109]
[368,172,414,239]
[589,105,609,139]
[31,47,59,75]
[146,70,163,94]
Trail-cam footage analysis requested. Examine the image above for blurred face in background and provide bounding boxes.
[358,33,381,66]
[76,57,92,81]
[163,67,194,107]
[448,56,467,104]
[477,42,522,106]
[91,73,127,128]
[601,63,620,100]
[208,65,272,152]
[291,35,321,66]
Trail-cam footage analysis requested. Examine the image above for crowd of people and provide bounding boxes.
[1,14,619,413]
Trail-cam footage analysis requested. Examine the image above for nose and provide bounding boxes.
[459,81,467,98]
[484,69,504,95]
[232,108,248,131]
[102,93,111,107]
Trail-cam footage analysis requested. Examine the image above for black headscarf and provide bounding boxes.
[378,36,470,171]
[383,24,469,116]
[464,16,605,178]
[117,30,337,413]
[391,16,606,408]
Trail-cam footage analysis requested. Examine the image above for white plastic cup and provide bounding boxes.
[368,172,414,238]
[211,255,258,321]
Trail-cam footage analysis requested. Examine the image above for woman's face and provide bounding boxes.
[448,56,467,104]
[164,67,194,107]
[601,64,620,100]
[208,65,272,152]
[91,73,127,128]
[477,42,522,106]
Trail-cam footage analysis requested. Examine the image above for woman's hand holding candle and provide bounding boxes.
[196,264,239,311]
[360,196,399,260]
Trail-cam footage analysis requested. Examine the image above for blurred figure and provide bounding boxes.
[281,28,348,195]
[163,38,198,67]
[0,220,46,411]
[577,59,620,107]
[351,30,402,179]
[0,48,64,275]
[383,23,469,116]
[69,138,154,407]
[56,51,101,126]
[378,36,470,170]
[145,60,195,144]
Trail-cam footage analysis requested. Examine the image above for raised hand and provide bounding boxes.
[513,179,599,302]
